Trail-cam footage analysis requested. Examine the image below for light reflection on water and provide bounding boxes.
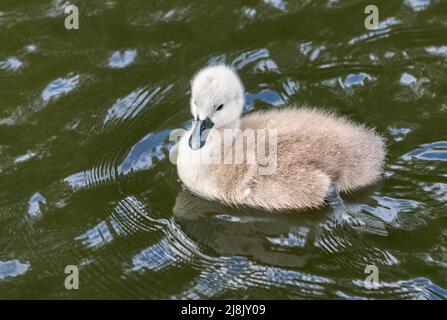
[0,260,30,281]
[0,0,446,299]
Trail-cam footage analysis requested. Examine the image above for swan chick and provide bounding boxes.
[176,65,386,211]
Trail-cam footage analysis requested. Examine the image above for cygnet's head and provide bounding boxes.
[188,65,245,150]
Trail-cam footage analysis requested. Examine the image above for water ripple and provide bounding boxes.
[254,59,280,73]
[422,183,447,203]
[267,227,309,248]
[263,0,287,11]
[27,192,46,217]
[405,0,431,12]
[103,84,173,125]
[1,0,446,300]
[403,141,447,162]
[388,127,412,142]
[107,49,137,69]
[425,46,447,57]
[232,48,269,70]
[340,73,373,89]
[0,260,30,281]
[41,74,80,103]
[64,127,171,190]
[245,89,285,111]
[350,277,447,300]
[351,195,422,231]
[0,57,23,72]
[76,196,165,249]
[76,220,114,249]
[178,256,333,299]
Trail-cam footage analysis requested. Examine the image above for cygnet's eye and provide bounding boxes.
[216,104,224,111]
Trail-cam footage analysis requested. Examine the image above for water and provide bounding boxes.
[1,0,446,299]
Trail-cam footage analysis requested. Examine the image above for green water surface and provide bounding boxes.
[0,0,446,299]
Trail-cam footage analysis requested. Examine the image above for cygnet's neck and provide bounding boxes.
[217,118,241,130]
[204,118,241,153]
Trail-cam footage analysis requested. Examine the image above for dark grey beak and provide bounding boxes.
[189,117,214,150]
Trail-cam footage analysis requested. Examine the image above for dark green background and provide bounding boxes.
[0,0,446,299]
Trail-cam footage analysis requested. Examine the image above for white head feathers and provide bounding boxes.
[190,65,245,128]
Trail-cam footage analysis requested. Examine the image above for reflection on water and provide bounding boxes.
[0,0,446,299]
[403,141,447,162]
[0,57,23,72]
[41,74,80,103]
[108,50,137,69]
[27,192,46,217]
[0,260,30,281]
